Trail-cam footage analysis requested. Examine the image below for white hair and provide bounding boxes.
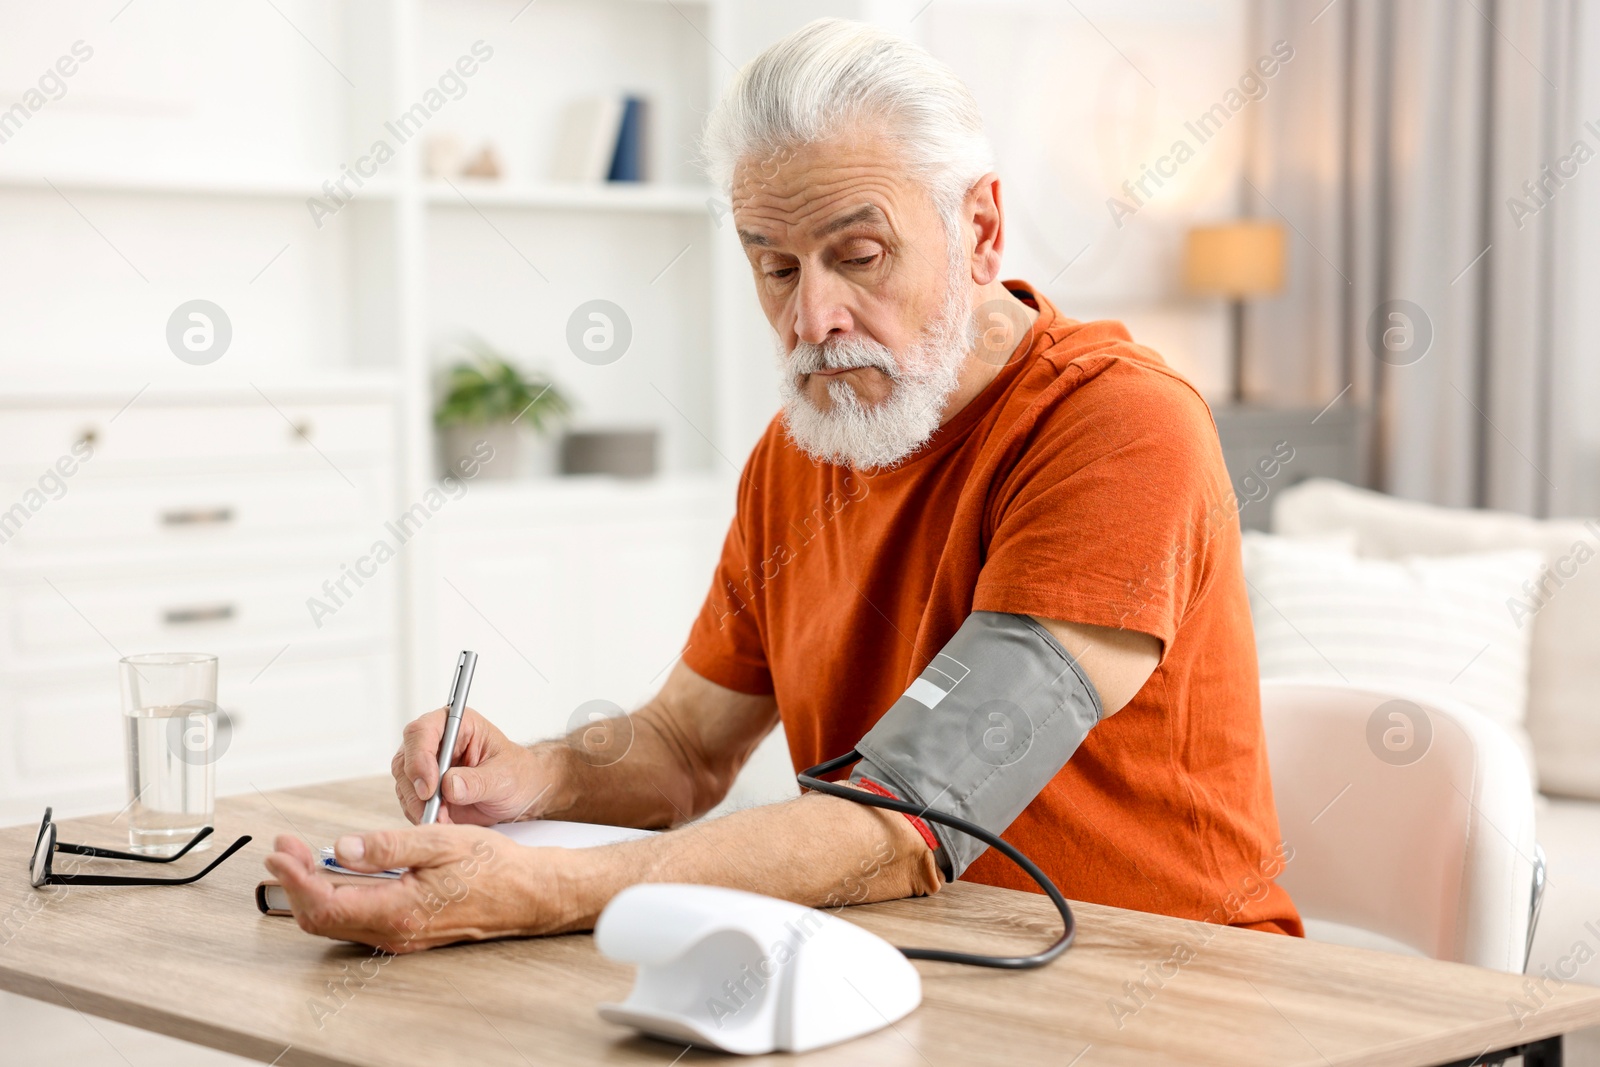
[700,18,996,231]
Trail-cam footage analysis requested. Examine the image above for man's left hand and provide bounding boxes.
[262,826,568,954]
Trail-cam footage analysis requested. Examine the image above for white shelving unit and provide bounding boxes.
[422,180,715,212]
[390,0,763,713]
[0,168,404,200]
[0,0,777,765]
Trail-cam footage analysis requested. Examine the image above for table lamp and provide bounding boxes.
[1183,221,1287,404]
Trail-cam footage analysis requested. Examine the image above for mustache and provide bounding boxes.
[787,335,900,379]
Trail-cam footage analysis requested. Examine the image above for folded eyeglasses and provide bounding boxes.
[30,807,250,889]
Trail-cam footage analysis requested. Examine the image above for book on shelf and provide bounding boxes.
[551,93,652,184]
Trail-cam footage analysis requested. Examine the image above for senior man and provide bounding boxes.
[266,18,1302,951]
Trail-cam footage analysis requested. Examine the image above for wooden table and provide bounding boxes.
[1,778,1596,1066]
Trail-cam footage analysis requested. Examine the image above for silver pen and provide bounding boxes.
[421,650,478,825]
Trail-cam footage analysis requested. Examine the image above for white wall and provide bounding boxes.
[910,0,1249,394]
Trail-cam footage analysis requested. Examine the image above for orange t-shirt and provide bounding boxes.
[682,281,1303,937]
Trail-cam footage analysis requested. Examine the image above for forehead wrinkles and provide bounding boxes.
[733,166,905,243]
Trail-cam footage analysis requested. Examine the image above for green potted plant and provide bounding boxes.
[435,336,572,480]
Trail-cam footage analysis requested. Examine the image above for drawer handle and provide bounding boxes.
[163,603,236,625]
[161,507,235,527]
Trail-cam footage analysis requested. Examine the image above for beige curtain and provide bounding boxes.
[1246,0,1600,517]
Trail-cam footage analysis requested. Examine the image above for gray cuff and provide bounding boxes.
[848,611,1102,881]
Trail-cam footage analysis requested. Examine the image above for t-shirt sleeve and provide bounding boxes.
[972,359,1235,659]
[680,449,775,695]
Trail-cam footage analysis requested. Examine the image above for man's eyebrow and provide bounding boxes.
[736,204,889,249]
[814,204,887,239]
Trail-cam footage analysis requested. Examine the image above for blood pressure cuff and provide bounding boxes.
[849,611,1104,882]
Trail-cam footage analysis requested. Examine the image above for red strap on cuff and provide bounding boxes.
[853,779,939,853]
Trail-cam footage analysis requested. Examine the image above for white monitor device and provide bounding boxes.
[595,883,922,1055]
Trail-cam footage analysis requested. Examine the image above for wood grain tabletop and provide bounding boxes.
[1,776,1596,1066]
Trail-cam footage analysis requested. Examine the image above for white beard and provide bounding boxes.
[774,266,976,472]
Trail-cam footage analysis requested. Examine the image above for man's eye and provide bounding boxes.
[846,254,878,267]
[767,266,797,280]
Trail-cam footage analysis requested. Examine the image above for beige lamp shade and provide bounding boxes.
[1183,222,1287,297]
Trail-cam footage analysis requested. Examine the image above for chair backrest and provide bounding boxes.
[1260,680,1537,972]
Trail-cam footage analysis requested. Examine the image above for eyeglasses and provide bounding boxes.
[30,807,251,889]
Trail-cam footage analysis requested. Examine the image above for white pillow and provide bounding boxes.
[1241,531,1544,781]
[1275,478,1600,799]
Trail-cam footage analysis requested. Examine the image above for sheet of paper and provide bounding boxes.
[489,819,656,849]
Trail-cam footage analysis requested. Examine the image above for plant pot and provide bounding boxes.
[440,423,560,481]
[440,423,511,481]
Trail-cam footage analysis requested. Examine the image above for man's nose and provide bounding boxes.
[792,270,852,345]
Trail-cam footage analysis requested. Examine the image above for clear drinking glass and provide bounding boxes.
[120,653,219,855]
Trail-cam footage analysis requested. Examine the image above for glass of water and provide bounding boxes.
[120,653,219,855]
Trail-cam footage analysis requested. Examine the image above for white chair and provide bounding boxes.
[1260,680,1542,973]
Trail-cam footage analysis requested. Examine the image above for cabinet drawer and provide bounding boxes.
[0,468,389,555]
[1,567,388,668]
[0,401,393,469]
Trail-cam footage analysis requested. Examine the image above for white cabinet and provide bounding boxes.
[423,476,734,747]
[0,383,402,825]
[420,474,801,818]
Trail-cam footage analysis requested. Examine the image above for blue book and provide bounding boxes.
[607,95,646,182]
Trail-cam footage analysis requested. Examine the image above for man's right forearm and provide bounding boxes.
[526,701,747,829]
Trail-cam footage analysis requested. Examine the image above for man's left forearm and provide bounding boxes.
[273,781,945,952]
[536,789,943,933]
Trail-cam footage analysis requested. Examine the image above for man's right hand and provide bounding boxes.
[392,707,554,826]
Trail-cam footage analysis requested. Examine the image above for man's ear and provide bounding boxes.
[966,172,1005,286]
